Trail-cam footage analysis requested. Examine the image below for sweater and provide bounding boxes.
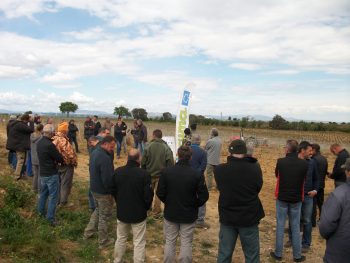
[141,138,174,177]
[157,160,209,224]
[89,146,114,195]
[319,178,350,263]
[37,136,64,177]
[112,160,154,223]
[275,153,308,203]
[205,136,222,165]
[214,156,265,227]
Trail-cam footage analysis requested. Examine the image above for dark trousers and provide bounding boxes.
[70,136,79,152]
[312,188,324,226]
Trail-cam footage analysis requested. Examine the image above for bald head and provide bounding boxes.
[330,143,344,155]
[128,148,141,163]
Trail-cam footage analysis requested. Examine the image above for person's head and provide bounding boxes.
[86,116,91,121]
[178,145,192,161]
[43,124,55,138]
[137,119,142,126]
[47,117,53,124]
[133,119,138,127]
[9,115,16,120]
[210,128,219,138]
[98,127,110,138]
[88,136,99,147]
[341,158,350,178]
[36,124,44,134]
[69,119,75,125]
[100,135,116,152]
[93,115,98,122]
[311,143,321,155]
[330,143,344,156]
[228,139,247,158]
[117,117,122,125]
[298,141,312,159]
[20,114,30,122]
[57,121,69,135]
[190,123,197,131]
[285,139,299,154]
[191,134,201,145]
[184,128,191,136]
[128,148,141,164]
[153,129,162,139]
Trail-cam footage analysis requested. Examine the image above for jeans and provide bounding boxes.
[301,195,313,248]
[197,204,206,224]
[138,142,146,155]
[163,219,195,263]
[114,219,146,263]
[38,174,59,223]
[8,150,17,169]
[116,137,122,157]
[217,223,260,263]
[275,200,302,259]
[26,150,32,177]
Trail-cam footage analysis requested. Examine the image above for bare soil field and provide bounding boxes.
[1,118,349,263]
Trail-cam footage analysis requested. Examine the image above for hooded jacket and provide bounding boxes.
[52,132,77,166]
[6,120,34,151]
[215,156,265,227]
[30,133,43,165]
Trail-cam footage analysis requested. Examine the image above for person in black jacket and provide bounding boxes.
[114,117,127,159]
[6,115,17,169]
[68,119,80,153]
[6,113,34,179]
[37,124,63,226]
[329,143,349,187]
[311,143,328,226]
[93,115,101,136]
[83,135,116,249]
[215,139,264,263]
[84,116,95,149]
[157,146,209,263]
[271,140,308,262]
[112,148,153,263]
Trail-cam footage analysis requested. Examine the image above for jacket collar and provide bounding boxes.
[286,152,298,158]
[176,159,190,166]
[126,160,140,168]
[227,155,258,163]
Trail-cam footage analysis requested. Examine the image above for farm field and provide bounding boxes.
[1,118,349,263]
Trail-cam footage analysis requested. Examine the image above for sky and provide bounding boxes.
[0,0,349,122]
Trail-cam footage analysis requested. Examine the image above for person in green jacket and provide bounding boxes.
[141,129,174,216]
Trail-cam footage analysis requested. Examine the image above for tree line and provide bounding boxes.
[57,102,350,133]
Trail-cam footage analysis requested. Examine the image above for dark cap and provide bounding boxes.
[229,139,247,154]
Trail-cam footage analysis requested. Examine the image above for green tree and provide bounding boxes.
[59,101,78,117]
[114,106,131,118]
[162,112,173,121]
[269,114,288,129]
[131,108,148,121]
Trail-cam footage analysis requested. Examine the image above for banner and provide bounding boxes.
[175,89,191,154]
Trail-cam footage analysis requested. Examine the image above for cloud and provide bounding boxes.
[0,65,36,78]
[230,63,262,71]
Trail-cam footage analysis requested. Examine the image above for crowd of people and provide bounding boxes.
[5,114,350,263]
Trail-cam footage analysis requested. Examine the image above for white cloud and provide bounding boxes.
[230,63,262,71]
[0,65,36,78]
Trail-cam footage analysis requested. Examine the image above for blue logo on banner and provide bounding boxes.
[181,90,190,106]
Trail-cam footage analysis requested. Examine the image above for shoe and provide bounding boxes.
[195,222,210,229]
[49,221,59,227]
[270,251,282,261]
[294,255,306,262]
[284,240,292,248]
[98,238,115,249]
[301,246,310,253]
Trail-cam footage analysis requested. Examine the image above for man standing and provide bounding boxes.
[205,128,222,190]
[141,129,174,216]
[189,134,209,228]
[157,146,209,263]
[68,119,80,153]
[136,119,147,155]
[114,117,127,159]
[215,140,265,263]
[31,124,43,193]
[112,149,154,263]
[6,114,34,179]
[37,124,64,226]
[319,158,350,263]
[84,116,95,149]
[329,143,349,187]
[6,115,17,170]
[52,122,78,207]
[270,140,308,262]
[311,143,328,225]
[93,115,102,136]
[84,136,116,249]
